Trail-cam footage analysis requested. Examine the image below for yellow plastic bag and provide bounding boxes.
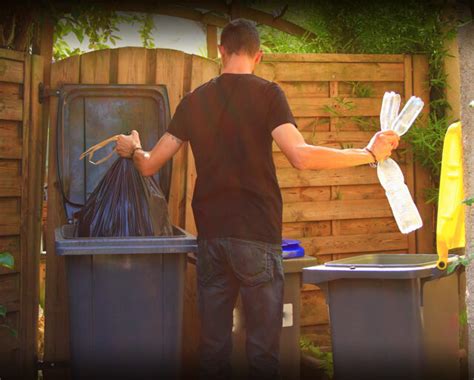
[436,122,465,269]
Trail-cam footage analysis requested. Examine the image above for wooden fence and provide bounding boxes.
[0,49,44,378]
[43,48,433,375]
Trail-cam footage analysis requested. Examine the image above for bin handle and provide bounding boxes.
[79,135,119,165]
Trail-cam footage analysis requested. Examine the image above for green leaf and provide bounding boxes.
[0,304,6,318]
[460,258,470,266]
[446,261,459,275]
[0,324,18,337]
[0,252,14,269]
[463,197,474,206]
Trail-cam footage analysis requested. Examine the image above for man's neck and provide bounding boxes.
[221,56,254,74]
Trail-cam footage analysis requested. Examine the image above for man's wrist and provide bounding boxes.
[364,147,378,168]
[130,145,143,159]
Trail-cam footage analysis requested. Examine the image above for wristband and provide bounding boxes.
[364,147,378,168]
[130,146,143,159]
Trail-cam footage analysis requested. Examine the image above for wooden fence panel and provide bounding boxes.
[254,53,433,346]
[0,48,44,379]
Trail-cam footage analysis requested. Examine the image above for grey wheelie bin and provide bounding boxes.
[54,84,197,379]
[303,253,461,380]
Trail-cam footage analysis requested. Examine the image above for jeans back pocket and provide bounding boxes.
[227,238,275,287]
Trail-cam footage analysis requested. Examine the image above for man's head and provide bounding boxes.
[219,19,263,70]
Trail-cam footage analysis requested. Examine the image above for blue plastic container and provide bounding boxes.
[281,239,305,259]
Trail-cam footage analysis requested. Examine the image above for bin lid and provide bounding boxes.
[303,253,458,284]
[436,122,465,270]
[56,84,172,221]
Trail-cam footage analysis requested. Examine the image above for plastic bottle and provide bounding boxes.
[391,96,424,136]
[380,92,401,131]
[376,92,424,234]
[377,159,423,234]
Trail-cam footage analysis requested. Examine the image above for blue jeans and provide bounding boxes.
[196,237,285,380]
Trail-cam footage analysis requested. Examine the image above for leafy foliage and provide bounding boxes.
[406,114,450,179]
[256,0,458,203]
[349,82,374,98]
[52,6,157,61]
[0,252,16,336]
[463,197,474,207]
[300,336,334,378]
[446,198,473,274]
[447,254,474,275]
[0,305,6,318]
[0,251,14,269]
[138,14,156,49]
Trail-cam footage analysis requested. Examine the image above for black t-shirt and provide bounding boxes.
[167,73,296,244]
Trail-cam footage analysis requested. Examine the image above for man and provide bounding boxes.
[116,19,399,379]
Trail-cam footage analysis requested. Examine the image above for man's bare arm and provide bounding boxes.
[116,131,184,176]
[272,123,399,170]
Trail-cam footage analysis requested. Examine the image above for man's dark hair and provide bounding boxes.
[220,19,260,56]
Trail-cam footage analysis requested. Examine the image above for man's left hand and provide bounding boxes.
[366,130,400,162]
[116,130,142,158]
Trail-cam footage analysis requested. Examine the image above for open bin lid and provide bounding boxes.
[436,122,465,269]
[56,84,172,222]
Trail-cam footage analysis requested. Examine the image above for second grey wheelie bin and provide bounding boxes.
[54,84,197,379]
[303,253,461,380]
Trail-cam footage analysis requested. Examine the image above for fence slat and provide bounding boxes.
[336,217,400,235]
[263,53,405,63]
[0,48,25,62]
[0,59,24,83]
[281,186,331,203]
[338,81,405,98]
[44,54,81,368]
[300,232,408,256]
[282,221,332,238]
[283,198,392,223]
[0,121,22,159]
[0,198,21,235]
[80,50,112,84]
[277,166,379,187]
[117,47,148,84]
[154,49,187,226]
[413,55,434,253]
[0,160,21,196]
[0,97,23,121]
[256,62,405,82]
[288,97,381,117]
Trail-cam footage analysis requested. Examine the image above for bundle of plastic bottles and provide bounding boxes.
[377,92,424,234]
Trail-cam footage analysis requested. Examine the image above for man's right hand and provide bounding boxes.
[366,131,400,162]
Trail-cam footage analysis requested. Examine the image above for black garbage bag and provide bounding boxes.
[74,158,173,237]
